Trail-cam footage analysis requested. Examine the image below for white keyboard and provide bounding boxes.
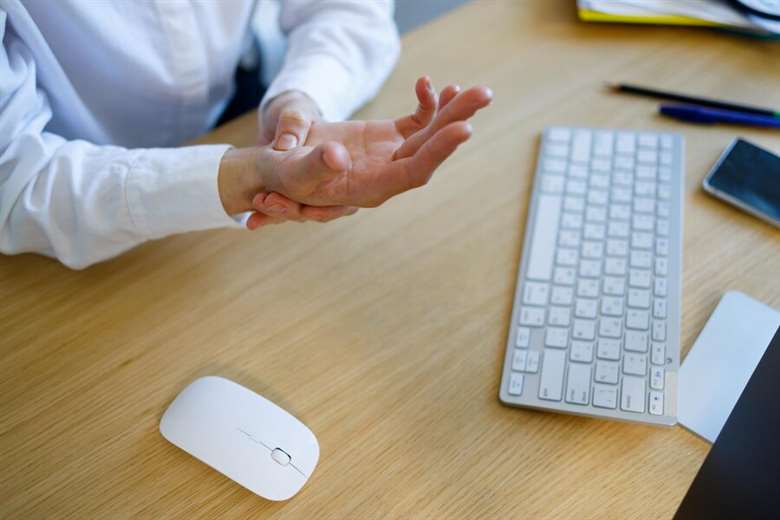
[499,127,684,426]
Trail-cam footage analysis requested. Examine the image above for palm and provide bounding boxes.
[299,120,406,206]
[261,80,492,211]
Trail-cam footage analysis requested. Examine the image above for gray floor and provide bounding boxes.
[394,0,472,34]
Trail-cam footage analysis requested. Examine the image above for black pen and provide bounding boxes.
[608,82,780,119]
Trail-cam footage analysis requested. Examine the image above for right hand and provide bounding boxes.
[248,78,491,226]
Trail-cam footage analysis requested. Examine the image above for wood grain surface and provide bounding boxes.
[2,1,779,518]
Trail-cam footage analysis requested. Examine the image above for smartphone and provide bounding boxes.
[702,138,780,228]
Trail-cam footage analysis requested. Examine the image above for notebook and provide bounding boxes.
[577,0,780,36]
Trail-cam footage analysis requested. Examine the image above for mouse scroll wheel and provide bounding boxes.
[270,447,291,466]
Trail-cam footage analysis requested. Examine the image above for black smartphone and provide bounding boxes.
[702,138,780,228]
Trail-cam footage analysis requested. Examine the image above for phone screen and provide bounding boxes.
[705,139,780,224]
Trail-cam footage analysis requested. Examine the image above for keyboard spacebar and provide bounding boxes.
[526,194,562,281]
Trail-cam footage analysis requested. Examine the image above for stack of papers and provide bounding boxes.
[578,0,780,36]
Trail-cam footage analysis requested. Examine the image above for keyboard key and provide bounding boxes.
[556,248,578,266]
[590,173,610,188]
[570,165,588,179]
[637,150,657,165]
[526,194,562,281]
[570,340,594,363]
[548,306,572,326]
[657,219,670,236]
[584,223,606,240]
[512,349,528,371]
[652,320,666,341]
[608,221,630,238]
[543,159,567,174]
[579,259,601,278]
[545,327,569,348]
[630,250,652,269]
[582,241,604,259]
[604,257,627,276]
[626,309,650,330]
[559,230,580,248]
[651,342,666,365]
[654,278,667,297]
[575,298,598,319]
[593,384,618,409]
[567,180,587,196]
[612,187,632,203]
[625,330,648,353]
[539,349,566,401]
[603,276,626,296]
[650,366,665,390]
[541,175,565,193]
[551,286,574,305]
[609,204,631,220]
[564,196,585,212]
[565,363,591,405]
[655,257,668,276]
[599,317,622,338]
[554,267,576,285]
[633,213,654,231]
[629,269,651,288]
[656,238,669,256]
[577,279,599,298]
[516,327,531,348]
[587,190,608,205]
[508,373,524,395]
[571,130,592,162]
[519,307,545,326]
[526,350,540,373]
[594,131,613,157]
[597,338,621,360]
[548,128,571,142]
[616,133,636,154]
[634,197,655,214]
[586,206,607,223]
[561,212,583,229]
[649,390,664,415]
[631,231,653,250]
[572,319,596,340]
[621,376,646,413]
[546,143,569,158]
[523,281,550,305]
[600,296,624,316]
[613,173,632,187]
[614,156,635,170]
[627,288,651,308]
[595,361,619,384]
[623,353,647,376]
[653,299,667,319]
[636,166,656,180]
[638,134,658,149]
[606,239,628,257]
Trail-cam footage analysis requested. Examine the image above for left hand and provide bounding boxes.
[254,90,354,227]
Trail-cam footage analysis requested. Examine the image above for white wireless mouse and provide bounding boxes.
[160,376,319,501]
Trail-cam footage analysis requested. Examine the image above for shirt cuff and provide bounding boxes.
[261,55,356,122]
[125,144,243,240]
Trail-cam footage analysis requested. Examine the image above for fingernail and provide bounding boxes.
[276,133,298,151]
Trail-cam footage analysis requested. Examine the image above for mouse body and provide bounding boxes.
[160,376,319,501]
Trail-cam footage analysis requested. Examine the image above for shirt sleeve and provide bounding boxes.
[261,0,401,122]
[0,10,240,270]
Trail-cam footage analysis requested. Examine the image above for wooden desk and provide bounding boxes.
[2,1,779,518]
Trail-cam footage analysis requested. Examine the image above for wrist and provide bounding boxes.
[217,147,264,215]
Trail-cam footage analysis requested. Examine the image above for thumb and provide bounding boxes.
[273,109,312,151]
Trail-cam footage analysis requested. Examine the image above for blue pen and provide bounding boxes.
[660,103,780,129]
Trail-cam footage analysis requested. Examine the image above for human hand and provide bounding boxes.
[254,90,355,227]
[247,77,492,225]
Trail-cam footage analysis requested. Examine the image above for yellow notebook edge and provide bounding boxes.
[578,8,723,27]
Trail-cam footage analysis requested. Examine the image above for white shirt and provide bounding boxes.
[0,0,399,268]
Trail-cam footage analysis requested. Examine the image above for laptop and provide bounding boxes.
[674,326,780,519]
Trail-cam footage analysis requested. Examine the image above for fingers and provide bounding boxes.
[246,211,286,230]
[394,76,438,138]
[273,109,313,151]
[252,192,305,221]
[399,121,472,190]
[439,84,460,110]
[393,85,492,160]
